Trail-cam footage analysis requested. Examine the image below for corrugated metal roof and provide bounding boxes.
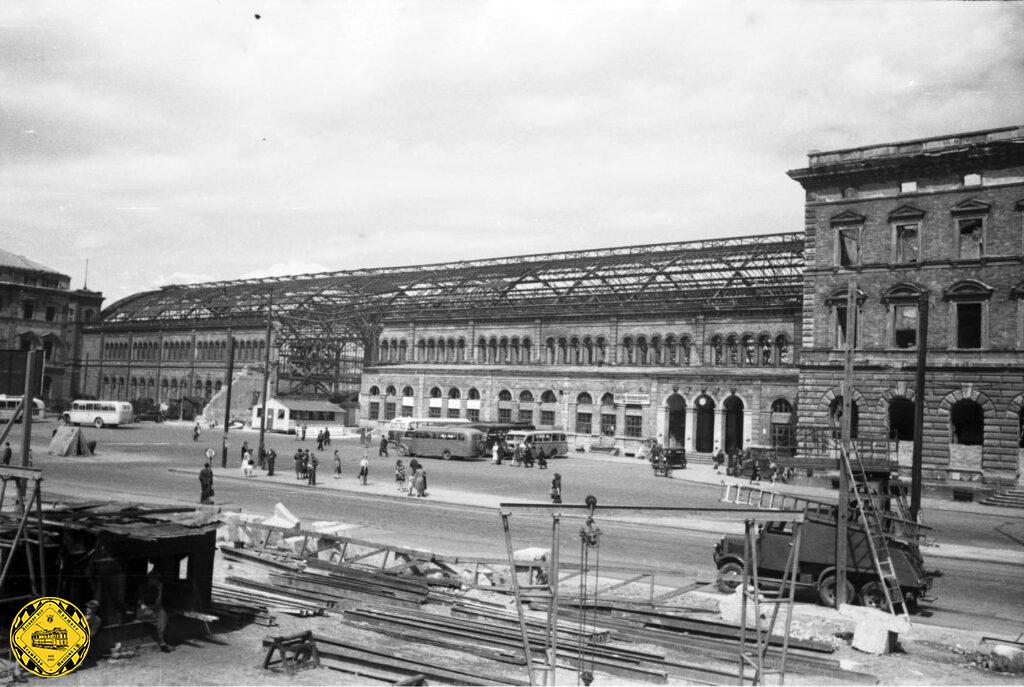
[0,248,65,276]
[272,398,344,412]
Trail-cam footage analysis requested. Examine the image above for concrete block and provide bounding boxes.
[989,644,1024,673]
[718,587,768,630]
[849,608,909,655]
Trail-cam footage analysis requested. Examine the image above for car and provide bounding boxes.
[135,409,165,422]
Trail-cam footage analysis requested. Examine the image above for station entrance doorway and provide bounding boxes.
[665,394,685,448]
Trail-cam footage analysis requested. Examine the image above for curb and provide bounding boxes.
[168,467,1024,568]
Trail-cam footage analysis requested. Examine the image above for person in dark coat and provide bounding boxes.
[308,454,318,486]
[199,463,214,503]
[550,473,562,504]
[379,435,389,457]
[323,428,331,446]
[267,448,276,476]
[1,441,11,465]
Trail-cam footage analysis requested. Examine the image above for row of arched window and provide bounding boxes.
[376,332,793,367]
[100,375,224,401]
[368,386,626,406]
[102,338,266,363]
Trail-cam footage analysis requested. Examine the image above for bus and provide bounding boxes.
[465,422,535,452]
[504,430,569,460]
[402,426,485,460]
[382,417,471,452]
[62,400,135,428]
[0,395,45,423]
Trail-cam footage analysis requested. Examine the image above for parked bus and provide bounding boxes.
[382,417,470,452]
[61,400,135,428]
[0,395,45,423]
[402,426,485,460]
[504,430,569,459]
[465,422,535,452]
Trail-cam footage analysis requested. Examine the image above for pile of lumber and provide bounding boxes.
[211,579,329,626]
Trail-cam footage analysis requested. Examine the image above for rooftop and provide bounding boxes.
[805,125,1024,168]
[0,248,66,278]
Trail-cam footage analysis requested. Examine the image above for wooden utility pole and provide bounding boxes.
[910,292,929,521]
[836,283,858,607]
[221,331,235,469]
[21,349,38,469]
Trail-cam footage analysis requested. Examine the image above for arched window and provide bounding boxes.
[385,385,397,396]
[758,334,772,365]
[726,335,739,366]
[828,396,859,439]
[889,397,915,441]
[771,398,792,413]
[636,336,648,365]
[519,390,534,403]
[448,387,461,399]
[775,334,791,365]
[741,334,755,366]
[368,385,380,396]
[600,392,614,406]
[430,387,442,398]
[622,336,635,365]
[944,280,994,349]
[468,388,480,400]
[557,337,568,364]
[680,335,692,366]
[498,389,513,402]
[577,392,593,405]
[402,386,414,397]
[545,337,556,365]
[710,335,723,366]
[650,335,662,365]
[541,390,557,403]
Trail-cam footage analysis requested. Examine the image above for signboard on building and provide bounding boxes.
[0,350,44,396]
[620,393,650,406]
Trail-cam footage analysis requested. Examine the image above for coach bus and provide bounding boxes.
[61,400,135,428]
[0,395,45,423]
[383,417,470,452]
[504,430,570,460]
[465,422,535,452]
[402,426,485,460]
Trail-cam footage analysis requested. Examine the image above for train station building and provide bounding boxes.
[71,125,1024,488]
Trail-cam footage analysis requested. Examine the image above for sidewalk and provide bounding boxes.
[169,459,1024,568]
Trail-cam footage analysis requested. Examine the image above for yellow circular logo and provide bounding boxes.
[9,597,90,678]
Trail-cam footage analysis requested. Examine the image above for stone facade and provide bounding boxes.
[0,249,103,401]
[362,311,801,456]
[789,125,1024,487]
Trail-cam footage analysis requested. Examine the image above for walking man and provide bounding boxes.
[199,463,214,504]
[267,448,276,476]
[550,473,562,504]
[333,450,342,479]
[192,423,201,441]
[379,435,389,457]
[1,442,11,466]
[358,453,369,485]
[308,454,318,486]
[323,428,331,446]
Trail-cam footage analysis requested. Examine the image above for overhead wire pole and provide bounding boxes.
[221,329,235,469]
[837,282,858,607]
[545,513,561,687]
[21,349,37,470]
[257,293,274,467]
[910,292,929,521]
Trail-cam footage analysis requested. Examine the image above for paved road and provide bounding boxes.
[16,420,1024,635]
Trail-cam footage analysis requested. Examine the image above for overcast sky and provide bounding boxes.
[3,1,1023,304]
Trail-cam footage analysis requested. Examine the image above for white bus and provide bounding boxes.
[62,400,135,428]
[0,395,45,423]
[381,416,470,450]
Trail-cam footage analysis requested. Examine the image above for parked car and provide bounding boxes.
[135,409,165,423]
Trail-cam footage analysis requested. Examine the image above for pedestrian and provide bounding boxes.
[395,459,406,490]
[537,451,548,470]
[192,423,201,441]
[379,435,389,457]
[301,424,307,441]
[749,459,760,485]
[293,450,303,479]
[407,458,421,495]
[1,441,11,466]
[199,463,214,503]
[316,430,324,451]
[358,455,369,485]
[323,428,331,446]
[308,454,318,486]
[713,450,725,473]
[524,444,535,468]
[257,445,266,470]
[550,473,562,504]
[333,450,342,479]
[301,451,310,479]
[491,442,500,465]
[413,466,427,497]
[240,441,249,464]
[769,459,778,484]
[267,448,276,476]
[513,443,523,467]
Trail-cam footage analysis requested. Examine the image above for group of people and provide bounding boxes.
[293,448,322,485]
[393,458,428,497]
[490,441,548,469]
[315,428,332,451]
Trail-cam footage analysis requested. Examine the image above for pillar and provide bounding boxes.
[713,407,724,454]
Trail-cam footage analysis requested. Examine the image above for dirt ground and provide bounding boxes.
[24,538,1024,687]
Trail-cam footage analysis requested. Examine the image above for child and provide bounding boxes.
[395,460,406,490]
[333,450,342,479]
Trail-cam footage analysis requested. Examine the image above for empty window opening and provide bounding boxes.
[834,305,858,348]
[957,217,983,259]
[829,396,859,439]
[888,397,915,441]
[900,181,918,193]
[950,399,983,446]
[956,302,982,348]
[893,304,918,348]
[838,228,860,266]
[895,224,919,264]
[963,173,982,186]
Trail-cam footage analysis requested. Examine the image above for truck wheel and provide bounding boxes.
[716,562,744,592]
[858,581,890,611]
[397,444,408,456]
[442,450,452,460]
[93,417,104,429]
[817,573,855,607]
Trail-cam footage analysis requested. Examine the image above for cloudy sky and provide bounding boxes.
[3,1,1023,304]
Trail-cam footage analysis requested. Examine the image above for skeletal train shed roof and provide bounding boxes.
[101,232,805,328]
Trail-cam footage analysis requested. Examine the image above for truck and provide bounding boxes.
[712,507,934,611]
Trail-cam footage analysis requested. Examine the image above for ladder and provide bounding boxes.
[721,482,834,520]
[841,445,909,618]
